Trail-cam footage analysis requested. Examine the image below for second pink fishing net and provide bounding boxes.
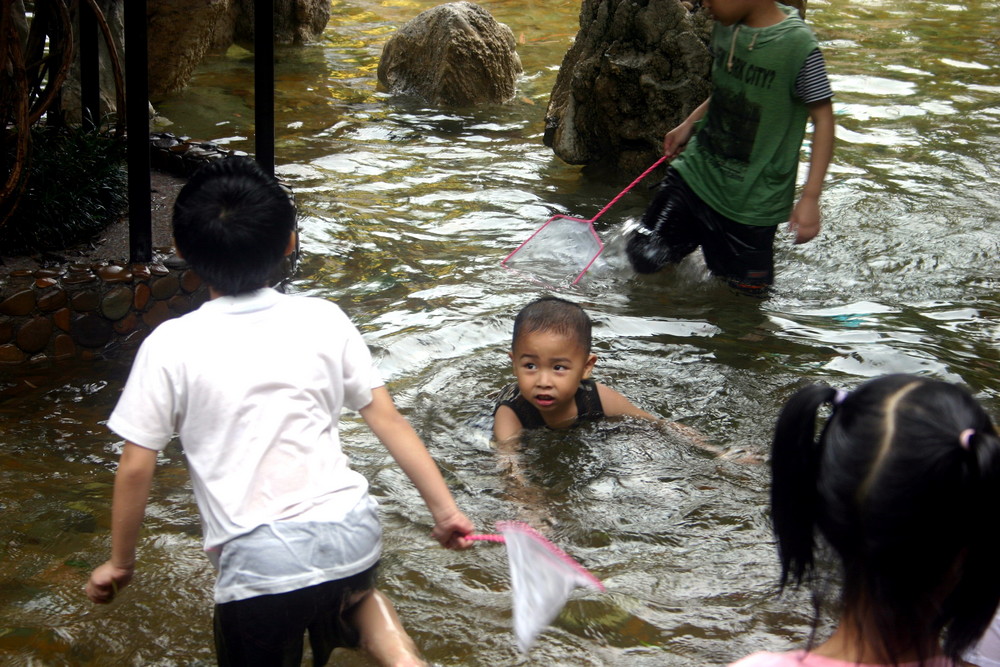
[470,521,606,652]
[501,156,668,286]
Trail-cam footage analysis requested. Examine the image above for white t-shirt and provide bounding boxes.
[108,288,384,600]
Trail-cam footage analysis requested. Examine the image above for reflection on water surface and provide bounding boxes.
[2,0,998,664]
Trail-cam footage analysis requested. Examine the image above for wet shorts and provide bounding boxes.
[213,563,378,667]
[626,167,778,294]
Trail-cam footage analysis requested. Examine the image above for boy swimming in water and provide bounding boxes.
[493,296,658,443]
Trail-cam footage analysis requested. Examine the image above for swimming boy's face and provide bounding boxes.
[510,329,597,429]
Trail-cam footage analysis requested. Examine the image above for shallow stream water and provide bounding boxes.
[1,0,999,664]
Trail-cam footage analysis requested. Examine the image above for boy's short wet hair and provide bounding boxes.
[172,157,295,295]
[511,297,592,353]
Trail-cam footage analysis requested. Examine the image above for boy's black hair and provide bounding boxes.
[511,297,591,353]
[172,157,295,295]
[770,374,1000,665]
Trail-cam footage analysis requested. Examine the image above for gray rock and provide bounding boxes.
[544,0,712,173]
[377,2,523,107]
[61,0,333,104]
[544,0,807,173]
[148,0,230,99]
[212,0,333,51]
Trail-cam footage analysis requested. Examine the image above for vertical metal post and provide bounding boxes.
[125,0,152,263]
[255,0,275,176]
[79,0,100,130]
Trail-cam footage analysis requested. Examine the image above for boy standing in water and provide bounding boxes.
[86,157,473,667]
[493,297,660,443]
[626,0,835,294]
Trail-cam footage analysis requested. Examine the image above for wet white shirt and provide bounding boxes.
[108,288,384,601]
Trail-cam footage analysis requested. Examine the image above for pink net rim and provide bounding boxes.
[494,520,606,592]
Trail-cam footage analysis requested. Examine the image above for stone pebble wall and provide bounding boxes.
[0,259,209,366]
[0,134,248,369]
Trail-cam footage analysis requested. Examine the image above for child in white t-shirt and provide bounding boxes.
[85,157,473,667]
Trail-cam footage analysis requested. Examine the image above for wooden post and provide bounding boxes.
[254,0,275,176]
[79,0,100,130]
[125,0,152,263]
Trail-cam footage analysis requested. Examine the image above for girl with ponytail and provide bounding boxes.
[731,374,1000,667]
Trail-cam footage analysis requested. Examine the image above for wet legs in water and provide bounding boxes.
[352,589,427,667]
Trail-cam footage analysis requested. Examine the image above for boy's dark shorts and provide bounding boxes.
[626,167,778,294]
[214,562,378,667]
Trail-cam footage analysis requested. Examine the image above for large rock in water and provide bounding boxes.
[148,0,230,100]
[545,0,807,173]
[544,0,713,174]
[212,0,332,52]
[377,2,523,106]
[147,0,331,100]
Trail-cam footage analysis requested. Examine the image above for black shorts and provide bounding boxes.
[626,167,777,293]
[213,563,378,667]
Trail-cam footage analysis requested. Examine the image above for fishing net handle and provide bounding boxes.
[589,155,669,222]
[467,534,506,543]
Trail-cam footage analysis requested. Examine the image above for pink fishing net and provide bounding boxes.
[470,521,606,652]
[501,214,605,286]
[501,156,668,286]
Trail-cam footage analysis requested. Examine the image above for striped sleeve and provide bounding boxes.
[795,48,833,103]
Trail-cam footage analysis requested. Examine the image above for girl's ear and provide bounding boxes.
[582,353,597,378]
[283,231,297,257]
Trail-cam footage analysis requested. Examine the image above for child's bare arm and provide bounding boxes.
[492,404,523,445]
[86,442,158,603]
[595,383,750,458]
[360,387,473,550]
[790,98,835,244]
[664,97,710,158]
[596,383,658,420]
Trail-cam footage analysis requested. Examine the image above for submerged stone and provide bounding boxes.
[70,290,100,313]
[0,343,26,363]
[133,283,151,311]
[101,286,134,321]
[0,289,37,317]
[16,317,53,354]
[72,314,113,349]
[54,334,76,359]
[37,288,68,313]
[151,275,179,300]
[142,301,172,329]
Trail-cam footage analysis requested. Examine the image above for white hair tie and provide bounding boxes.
[959,428,975,450]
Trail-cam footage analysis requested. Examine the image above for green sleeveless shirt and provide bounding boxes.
[673,4,819,227]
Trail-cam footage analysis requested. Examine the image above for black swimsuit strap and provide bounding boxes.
[494,378,605,430]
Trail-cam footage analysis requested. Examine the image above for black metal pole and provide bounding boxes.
[79,0,100,131]
[125,0,152,263]
[255,0,275,176]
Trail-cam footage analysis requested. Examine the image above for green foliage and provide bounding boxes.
[0,126,128,254]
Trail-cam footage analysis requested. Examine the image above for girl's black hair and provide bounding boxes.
[172,157,295,295]
[771,374,1000,665]
[511,297,592,353]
